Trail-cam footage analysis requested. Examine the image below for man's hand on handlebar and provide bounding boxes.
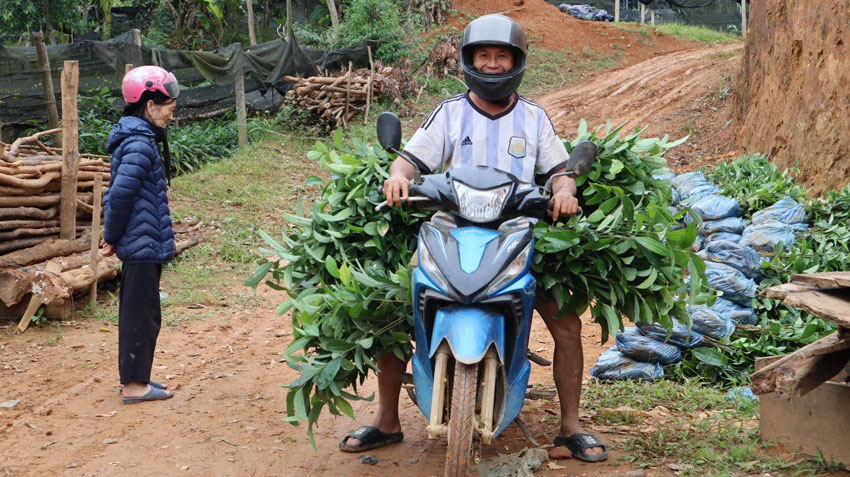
[549,189,579,221]
[383,174,410,207]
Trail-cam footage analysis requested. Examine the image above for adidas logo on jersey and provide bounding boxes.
[461,136,473,146]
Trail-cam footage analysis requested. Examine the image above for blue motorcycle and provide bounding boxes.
[376,112,596,476]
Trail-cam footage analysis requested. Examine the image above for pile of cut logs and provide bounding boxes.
[284,59,415,129]
[1,127,200,325]
[0,129,108,255]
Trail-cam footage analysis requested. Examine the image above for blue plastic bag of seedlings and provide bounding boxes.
[672,187,681,205]
[590,347,664,382]
[703,240,763,278]
[687,305,735,340]
[638,320,704,349]
[704,261,757,306]
[710,297,758,325]
[705,232,742,244]
[688,194,742,221]
[740,220,797,253]
[653,172,676,183]
[752,196,808,225]
[690,233,705,252]
[726,387,758,402]
[679,183,722,202]
[672,171,707,191]
[700,217,746,236]
[615,328,682,364]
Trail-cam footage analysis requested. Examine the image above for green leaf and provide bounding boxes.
[325,256,340,279]
[691,348,728,367]
[305,175,325,186]
[635,236,670,257]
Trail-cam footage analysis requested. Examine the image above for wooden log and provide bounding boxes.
[0,193,92,208]
[0,171,61,191]
[0,219,61,231]
[0,236,58,255]
[60,60,81,240]
[791,271,850,289]
[749,332,850,397]
[0,234,90,267]
[0,207,58,220]
[6,129,63,158]
[762,282,850,328]
[0,227,63,241]
[89,175,102,306]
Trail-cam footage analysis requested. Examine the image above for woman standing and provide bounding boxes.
[102,66,178,404]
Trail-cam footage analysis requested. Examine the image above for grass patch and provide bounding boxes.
[653,23,741,43]
[518,47,621,98]
[582,379,847,475]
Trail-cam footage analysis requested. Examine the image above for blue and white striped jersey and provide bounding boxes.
[401,92,569,184]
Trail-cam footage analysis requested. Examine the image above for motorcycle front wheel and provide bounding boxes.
[445,361,478,477]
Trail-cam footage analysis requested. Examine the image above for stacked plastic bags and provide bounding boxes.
[591,171,810,381]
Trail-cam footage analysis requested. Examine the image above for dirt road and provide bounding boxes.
[0,37,743,477]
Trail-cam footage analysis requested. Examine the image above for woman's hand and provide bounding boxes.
[100,239,116,257]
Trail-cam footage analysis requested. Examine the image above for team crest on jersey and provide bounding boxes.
[507,136,527,159]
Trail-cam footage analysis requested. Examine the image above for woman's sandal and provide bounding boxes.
[553,433,608,462]
[339,426,404,453]
[118,381,166,395]
[122,386,174,404]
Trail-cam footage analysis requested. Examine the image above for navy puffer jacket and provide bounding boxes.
[103,116,174,263]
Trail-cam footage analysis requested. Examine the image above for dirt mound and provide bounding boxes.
[733,0,850,196]
[444,0,691,63]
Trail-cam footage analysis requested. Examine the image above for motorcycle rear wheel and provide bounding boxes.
[445,361,478,477]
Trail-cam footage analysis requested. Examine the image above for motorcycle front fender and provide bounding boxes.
[428,305,505,365]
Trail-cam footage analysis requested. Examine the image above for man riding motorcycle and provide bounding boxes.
[339,14,607,462]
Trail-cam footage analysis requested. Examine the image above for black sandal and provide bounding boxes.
[554,433,608,462]
[339,426,404,453]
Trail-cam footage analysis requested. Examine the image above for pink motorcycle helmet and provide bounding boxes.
[121,65,180,104]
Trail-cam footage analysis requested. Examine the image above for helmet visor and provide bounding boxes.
[163,73,180,99]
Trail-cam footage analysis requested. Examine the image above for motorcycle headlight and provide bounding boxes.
[487,242,532,295]
[453,181,511,223]
[418,240,451,293]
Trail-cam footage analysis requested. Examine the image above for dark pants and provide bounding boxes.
[118,263,162,384]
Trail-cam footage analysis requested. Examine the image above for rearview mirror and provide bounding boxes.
[564,141,597,177]
[376,112,402,154]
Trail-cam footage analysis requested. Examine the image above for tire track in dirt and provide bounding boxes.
[541,43,743,142]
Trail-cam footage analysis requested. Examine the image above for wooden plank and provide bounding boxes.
[762,282,850,328]
[15,262,62,333]
[235,50,248,146]
[750,332,850,397]
[60,60,80,240]
[756,356,850,466]
[791,271,850,289]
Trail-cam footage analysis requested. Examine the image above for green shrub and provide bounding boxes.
[335,0,418,64]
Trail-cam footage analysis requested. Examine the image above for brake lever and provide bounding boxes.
[375,196,431,211]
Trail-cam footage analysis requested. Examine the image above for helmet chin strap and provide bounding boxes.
[488,92,515,106]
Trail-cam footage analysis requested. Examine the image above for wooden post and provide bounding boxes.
[614,0,620,22]
[363,45,374,125]
[89,175,103,307]
[59,60,80,241]
[246,0,257,45]
[651,9,655,26]
[125,63,133,74]
[130,28,142,73]
[131,28,141,47]
[235,50,248,146]
[344,61,352,127]
[640,4,645,25]
[32,32,61,136]
[741,0,747,39]
[16,262,62,334]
